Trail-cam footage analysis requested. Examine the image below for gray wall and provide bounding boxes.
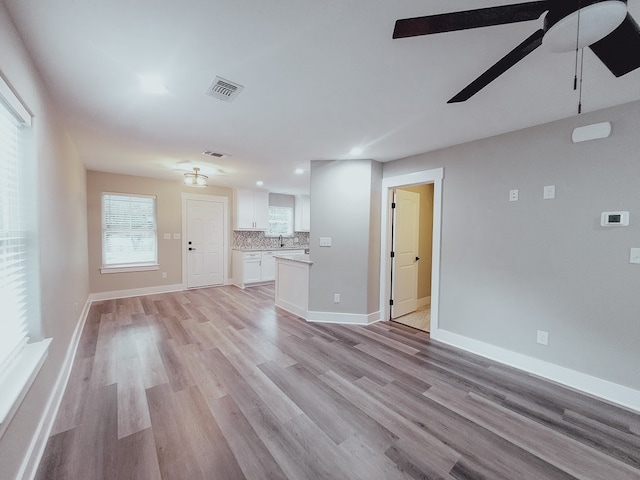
[384,100,640,390]
[309,160,381,315]
[0,4,90,479]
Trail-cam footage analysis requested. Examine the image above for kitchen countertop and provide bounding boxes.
[273,253,313,265]
[233,246,310,252]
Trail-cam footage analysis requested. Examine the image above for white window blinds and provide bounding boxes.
[267,206,294,237]
[102,193,157,267]
[0,98,28,376]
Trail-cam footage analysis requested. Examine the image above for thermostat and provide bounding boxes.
[600,211,629,226]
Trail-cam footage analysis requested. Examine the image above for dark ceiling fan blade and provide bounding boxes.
[393,1,549,39]
[448,29,545,103]
[590,14,640,77]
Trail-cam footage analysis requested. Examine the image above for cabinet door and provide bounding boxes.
[235,190,269,230]
[295,194,310,232]
[236,190,256,229]
[244,259,262,283]
[261,251,275,281]
[253,191,269,230]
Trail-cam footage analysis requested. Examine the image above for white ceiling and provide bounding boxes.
[5,0,640,195]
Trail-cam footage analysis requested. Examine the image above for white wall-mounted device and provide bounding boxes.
[600,211,629,226]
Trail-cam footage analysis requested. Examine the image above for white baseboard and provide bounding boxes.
[306,310,381,325]
[430,328,640,413]
[89,283,184,301]
[417,296,431,308]
[275,299,307,319]
[18,297,92,480]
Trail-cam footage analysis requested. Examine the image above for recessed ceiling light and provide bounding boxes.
[256,180,264,186]
[349,146,364,156]
[138,74,168,95]
[295,168,304,174]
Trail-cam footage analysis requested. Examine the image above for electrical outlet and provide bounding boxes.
[162,272,168,279]
[334,293,340,303]
[509,189,519,202]
[630,248,640,264]
[163,233,171,240]
[173,233,181,240]
[536,330,549,346]
[543,185,555,199]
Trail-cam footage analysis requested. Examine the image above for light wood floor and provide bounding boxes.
[37,285,640,480]
[394,305,431,332]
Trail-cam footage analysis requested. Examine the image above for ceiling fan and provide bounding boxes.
[393,0,640,103]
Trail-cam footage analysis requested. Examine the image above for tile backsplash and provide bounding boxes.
[233,230,310,249]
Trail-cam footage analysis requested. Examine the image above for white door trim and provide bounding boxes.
[379,168,444,334]
[181,193,229,289]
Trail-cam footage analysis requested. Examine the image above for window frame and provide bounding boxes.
[100,192,159,274]
[0,73,51,440]
[266,205,294,237]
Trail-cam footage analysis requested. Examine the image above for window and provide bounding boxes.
[0,93,29,379]
[0,75,49,437]
[101,193,158,272]
[267,206,294,237]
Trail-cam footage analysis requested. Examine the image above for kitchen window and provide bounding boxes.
[101,193,158,273]
[267,206,293,237]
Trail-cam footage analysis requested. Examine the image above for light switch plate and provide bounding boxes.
[319,237,332,247]
[173,233,181,240]
[630,248,640,264]
[163,233,171,240]
[509,189,519,202]
[543,185,555,199]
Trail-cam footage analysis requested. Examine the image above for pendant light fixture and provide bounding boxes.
[184,167,208,187]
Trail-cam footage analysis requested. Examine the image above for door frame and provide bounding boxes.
[379,168,444,334]
[181,192,229,289]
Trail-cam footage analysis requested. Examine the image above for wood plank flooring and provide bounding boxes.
[36,285,640,480]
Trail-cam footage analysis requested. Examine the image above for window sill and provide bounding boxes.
[100,264,159,274]
[0,338,51,439]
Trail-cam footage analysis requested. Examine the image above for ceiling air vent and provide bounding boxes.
[202,150,226,158]
[206,77,243,102]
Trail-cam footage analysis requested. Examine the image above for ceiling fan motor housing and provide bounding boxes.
[542,0,628,52]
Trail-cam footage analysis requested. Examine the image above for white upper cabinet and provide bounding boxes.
[295,194,310,232]
[234,189,269,230]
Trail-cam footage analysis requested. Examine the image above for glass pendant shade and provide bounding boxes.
[184,167,208,187]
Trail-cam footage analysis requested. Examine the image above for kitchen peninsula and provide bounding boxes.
[274,253,312,318]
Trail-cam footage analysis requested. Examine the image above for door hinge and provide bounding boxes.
[390,251,395,258]
[391,202,396,209]
[389,299,394,306]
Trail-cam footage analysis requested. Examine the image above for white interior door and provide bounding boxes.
[187,199,224,288]
[391,189,420,319]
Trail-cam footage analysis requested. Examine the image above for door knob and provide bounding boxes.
[189,247,196,251]
[415,256,420,261]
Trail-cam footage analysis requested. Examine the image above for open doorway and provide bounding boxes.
[379,168,443,335]
[390,185,434,332]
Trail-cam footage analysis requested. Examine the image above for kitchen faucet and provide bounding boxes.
[279,235,284,248]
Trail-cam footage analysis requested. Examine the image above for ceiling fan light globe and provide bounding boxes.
[542,1,627,53]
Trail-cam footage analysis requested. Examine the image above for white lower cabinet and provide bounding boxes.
[243,253,262,284]
[233,249,305,288]
[261,251,276,281]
